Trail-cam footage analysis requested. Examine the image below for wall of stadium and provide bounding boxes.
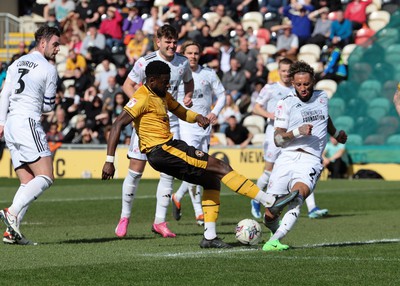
[0,146,399,180]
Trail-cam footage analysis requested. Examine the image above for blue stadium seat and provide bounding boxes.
[367,97,391,122]
[334,116,355,134]
[346,134,363,146]
[358,80,382,102]
[386,134,400,146]
[328,97,346,120]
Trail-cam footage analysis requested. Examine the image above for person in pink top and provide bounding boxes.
[344,0,372,30]
[99,6,123,49]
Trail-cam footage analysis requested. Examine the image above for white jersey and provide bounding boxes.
[127,50,192,126]
[0,51,57,122]
[178,65,226,136]
[274,90,329,158]
[256,81,294,128]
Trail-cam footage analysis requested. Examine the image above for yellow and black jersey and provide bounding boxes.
[124,85,198,153]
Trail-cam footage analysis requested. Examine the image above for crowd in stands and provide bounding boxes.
[0,0,397,148]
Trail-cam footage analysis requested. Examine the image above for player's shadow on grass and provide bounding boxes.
[58,236,154,244]
[293,239,400,250]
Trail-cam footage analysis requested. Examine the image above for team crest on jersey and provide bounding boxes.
[127,98,137,108]
[195,150,205,157]
[319,97,327,104]
[275,104,283,116]
[179,68,184,75]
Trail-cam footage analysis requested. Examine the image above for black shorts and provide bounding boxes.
[147,139,220,190]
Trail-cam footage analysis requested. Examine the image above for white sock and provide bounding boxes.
[256,170,271,192]
[175,181,189,202]
[121,169,142,218]
[204,222,217,240]
[188,184,203,217]
[8,175,52,216]
[270,196,304,241]
[305,192,316,212]
[154,173,174,224]
[255,192,278,207]
[12,184,27,227]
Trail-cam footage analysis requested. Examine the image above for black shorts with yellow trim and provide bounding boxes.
[147,139,218,189]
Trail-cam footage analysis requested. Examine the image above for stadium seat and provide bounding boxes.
[315,79,337,99]
[328,97,346,120]
[364,134,385,145]
[328,11,338,21]
[365,3,379,15]
[243,115,266,135]
[203,12,219,26]
[357,79,382,101]
[251,133,265,146]
[367,97,391,122]
[375,27,399,47]
[256,28,271,48]
[242,12,264,32]
[335,80,359,98]
[297,44,321,63]
[354,25,376,45]
[348,62,372,83]
[386,134,400,146]
[333,116,354,133]
[355,115,377,139]
[368,10,391,32]
[341,44,357,65]
[384,44,400,67]
[259,44,277,64]
[346,134,363,146]
[377,116,399,137]
[345,97,367,119]
[213,132,227,146]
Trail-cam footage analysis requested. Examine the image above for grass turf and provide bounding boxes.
[0,178,399,285]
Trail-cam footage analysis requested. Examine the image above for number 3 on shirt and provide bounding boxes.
[15,68,29,94]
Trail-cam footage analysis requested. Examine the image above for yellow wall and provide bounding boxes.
[0,147,398,180]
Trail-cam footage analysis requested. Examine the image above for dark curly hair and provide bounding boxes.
[288,60,315,80]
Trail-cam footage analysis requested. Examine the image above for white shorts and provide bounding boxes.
[267,151,323,196]
[127,120,180,160]
[263,125,280,163]
[5,116,51,169]
[180,132,209,152]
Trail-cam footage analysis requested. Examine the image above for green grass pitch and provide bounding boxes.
[0,178,399,285]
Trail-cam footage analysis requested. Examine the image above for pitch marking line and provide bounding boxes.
[138,238,400,261]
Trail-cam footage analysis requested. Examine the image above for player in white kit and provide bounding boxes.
[251,58,329,220]
[262,61,347,251]
[114,25,194,238]
[0,25,60,245]
[170,40,226,226]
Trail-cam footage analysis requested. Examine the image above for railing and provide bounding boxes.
[0,13,21,62]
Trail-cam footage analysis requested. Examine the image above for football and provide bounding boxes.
[235,219,262,245]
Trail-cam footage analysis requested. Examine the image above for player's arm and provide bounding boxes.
[42,70,58,113]
[0,72,12,138]
[274,125,313,147]
[327,116,347,144]
[102,110,134,180]
[208,72,226,124]
[123,77,139,99]
[253,103,274,120]
[183,78,194,107]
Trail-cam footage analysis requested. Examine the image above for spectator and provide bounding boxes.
[46,122,63,154]
[93,111,112,143]
[115,64,129,86]
[125,30,149,65]
[329,10,353,48]
[99,6,123,50]
[317,43,347,83]
[308,6,332,48]
[45,0,76,23]
[46,10,62,31]
[141,6,164,38]
[283,2,314,47]
[62,85,80,118]
[64,49,87,78]
[162,4,188,44]
[235,37,259,86]
[271,20,299,61]
[122,7,144,42]
[95,58,117,94]
[312,0,342,11]
[80,24,107,65]
[208,4,236,40]
[70,114,87,143]
[80,127,100,144]
[102,76,121,112]
[80,92,103,129]
[259,0,287,16]
[225,115,253,148]
[230,23,247,49]
[60,11,86,45]
[112,92,133,144]
[222,58,247,101]
[67,32,83,54]
[72,68,94,97]
[322,135,348,178]
[10,42,27,65]
[185,6,206,41]
[217,93,242,132]
[195,25,219,65]
[219,39,235,73]
[344,0,372,31]
[75,0,96,23]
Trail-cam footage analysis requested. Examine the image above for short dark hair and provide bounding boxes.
[35,24,60,46]
[288,60,315,79]
[145,60,170,77]
[156,25,178,40]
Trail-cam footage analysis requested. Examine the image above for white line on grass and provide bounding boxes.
[138,238,400,261]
